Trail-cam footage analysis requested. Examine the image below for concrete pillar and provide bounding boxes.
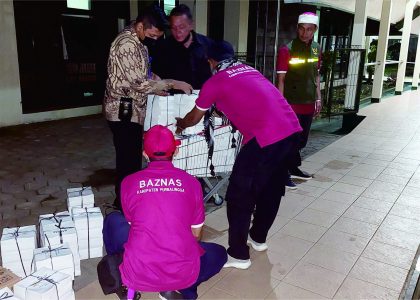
[224,0,249,52]
[395,0,415,94]
[129,0,138,20]
[314,7,321,43]
[344,0,367,110]
[180,0,208,35]
[0,0,23,126]
[412,33,420,89]
[371,0,392,102]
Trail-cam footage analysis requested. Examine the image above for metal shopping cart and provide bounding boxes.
[144,94,242,205]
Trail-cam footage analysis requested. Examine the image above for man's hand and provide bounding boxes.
[152,73,161,81]
[314,99,322,117]
[172,80,193,95]
[175,117,184,135]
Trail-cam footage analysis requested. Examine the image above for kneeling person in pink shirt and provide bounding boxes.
[104,125,227,300]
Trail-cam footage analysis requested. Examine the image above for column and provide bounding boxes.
[224,0,249,52]
[412,32,420,88]
[395,0,415,94]
[371,0,392,102]
[344,0,367,110]
[0,0,23,126]
[179,0,208,35]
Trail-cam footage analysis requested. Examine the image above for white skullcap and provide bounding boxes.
[298,12,319,27]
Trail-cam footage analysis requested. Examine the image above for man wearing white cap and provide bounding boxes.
[276,12,322,189]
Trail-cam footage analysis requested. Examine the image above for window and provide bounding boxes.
[67,0,91,10]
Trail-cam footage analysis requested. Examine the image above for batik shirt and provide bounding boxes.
[104,26,169,125]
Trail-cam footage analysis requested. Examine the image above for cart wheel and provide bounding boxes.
[213,194,224,206]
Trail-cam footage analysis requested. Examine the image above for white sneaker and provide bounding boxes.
[247,237,268,251]
[223,254,251,269]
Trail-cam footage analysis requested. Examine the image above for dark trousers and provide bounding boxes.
[290,113,313,169]
[103,212,227,300]
[108,121,143,210]
[226,135,298,260]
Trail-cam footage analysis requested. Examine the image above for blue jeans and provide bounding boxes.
[103,212,227,299]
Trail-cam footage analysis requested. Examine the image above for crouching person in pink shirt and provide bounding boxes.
[103,125,227,300]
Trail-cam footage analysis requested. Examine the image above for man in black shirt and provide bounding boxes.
[153,4,213,90]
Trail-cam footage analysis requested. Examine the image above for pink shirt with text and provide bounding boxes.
[196,63,302,147]
[120,161,205,291]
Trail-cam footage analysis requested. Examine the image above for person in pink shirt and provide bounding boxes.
[176,41,302,269]
[103,125,227,300]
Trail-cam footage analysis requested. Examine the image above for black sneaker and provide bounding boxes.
[159,291,184,300]
[286,177,297,190]
[290,168,312,180]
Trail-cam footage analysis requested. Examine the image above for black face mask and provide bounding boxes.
[141,37,157,49]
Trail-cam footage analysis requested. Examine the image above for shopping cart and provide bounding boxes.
[144,94,242,205]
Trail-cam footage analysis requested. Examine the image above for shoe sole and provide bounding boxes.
[290,175,312,180]
[247,240,268,251]
[286,185,298,190]
[223,261,251,270]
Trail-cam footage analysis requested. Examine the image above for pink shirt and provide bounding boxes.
[196,63,302,147]
[120,161,205,292]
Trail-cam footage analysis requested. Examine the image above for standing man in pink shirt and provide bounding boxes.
[103,125,227,299]
[276,12,322,189]
[176,41,302,269]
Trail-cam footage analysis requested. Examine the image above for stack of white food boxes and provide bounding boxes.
[38,212,81,276]
[32,243,76,280]
[66,187,94,216]
[0,225,37,278]
[72,207,103,259]
[14,267,74,300]
[0,287,19,300]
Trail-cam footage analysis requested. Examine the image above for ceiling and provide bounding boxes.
[286,0,420,34]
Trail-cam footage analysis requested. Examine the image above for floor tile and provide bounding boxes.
[381,167,415,178]
[349,257,408,292]
[329,182,366,196]
[330,216,378,239]
[204,214,229,232]
[302,244,358,275]
[214,262,281,298]
[294,208,339,228]
[283,262,346,298]
[381,214,420,235]
[267,233,314,260]
[361,182,402,203]
[256,250,301,281]
[338,175,373,188]
[289,185,326,198]
[347,164,385,179]
[334,277,400,300]
[362,240,416,270]
[75,281,118,300]
[343,205,387,225]
[200,288,239,299]
[279,220,328,243]
[277,200,308,219]
[353,196,394,213]
[317,229,370,255]
[389,203,420,221]
[395,194,420,208]
[318,190,358,205]
[375,173,411,186]
[267,216,291,239]
[266,282,328,299]
[373,226,420,251]
[308,199,349,215]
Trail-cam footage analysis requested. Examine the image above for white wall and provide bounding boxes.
[224,0,249,52]
[0,0,103,128]
[0,0,23,126]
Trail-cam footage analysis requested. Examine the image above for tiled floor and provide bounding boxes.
[1,90,420,299]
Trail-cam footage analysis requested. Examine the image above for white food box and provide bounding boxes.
[72,207,103,259]
[66,187,94,213]
[0,287,19,299]
[33,243,76,280]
